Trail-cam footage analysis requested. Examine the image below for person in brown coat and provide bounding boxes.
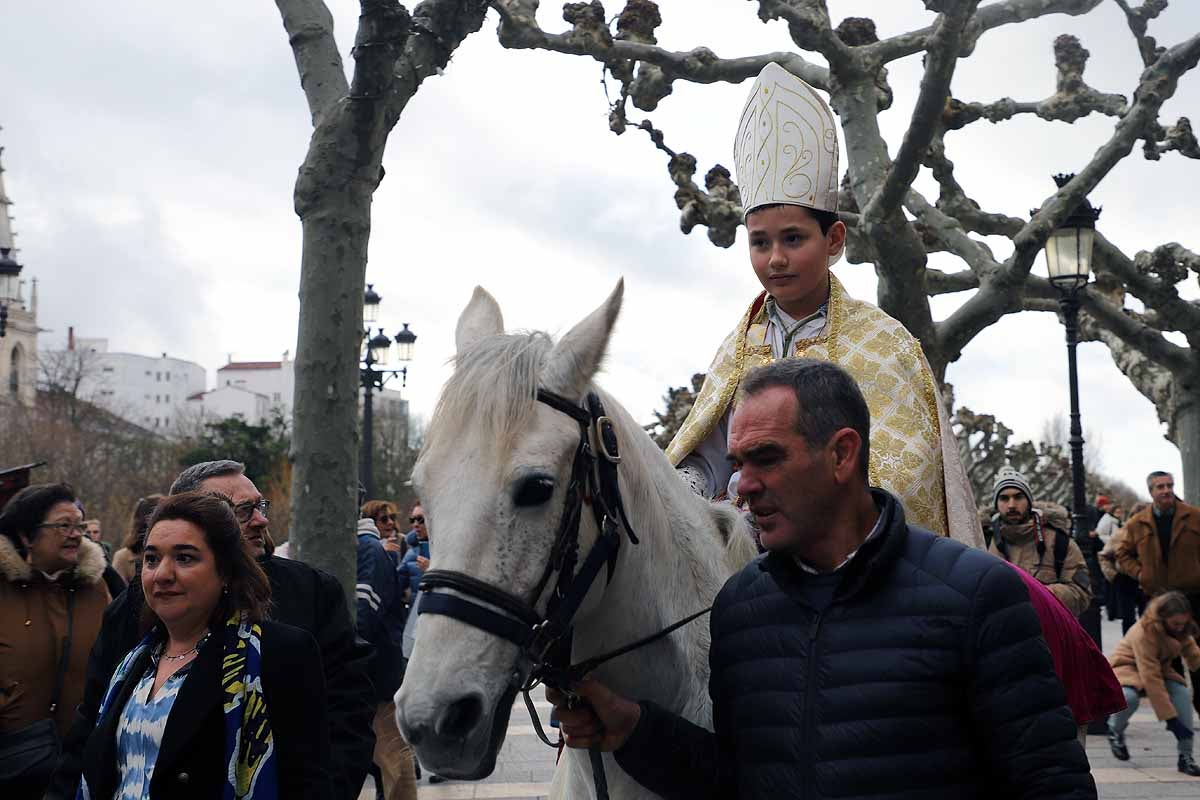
[989,467,1092,617]
[1116,471,1200,598]
[1116,470,1200,714]
[1106,591,1200,776]
[0,483,111,797]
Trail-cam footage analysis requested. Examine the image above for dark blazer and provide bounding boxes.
[50,556,374,800]
[79,620,333,800]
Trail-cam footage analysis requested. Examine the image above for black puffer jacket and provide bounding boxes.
[615,490,1095,799]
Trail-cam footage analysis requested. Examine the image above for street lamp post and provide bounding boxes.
[1038,173,1103,663]
[359,283,416,499]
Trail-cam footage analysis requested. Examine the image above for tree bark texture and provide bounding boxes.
[278,0,488,600]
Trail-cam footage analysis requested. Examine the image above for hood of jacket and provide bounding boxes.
[356,518,381,539]
[0,533,108,586]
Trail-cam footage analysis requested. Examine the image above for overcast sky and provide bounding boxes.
[2,0,1197,499]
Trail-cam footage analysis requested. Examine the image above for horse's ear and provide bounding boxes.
[455,286,505,358]
[544,279,624,397]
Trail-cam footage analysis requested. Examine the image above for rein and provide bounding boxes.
[417,387,710,799]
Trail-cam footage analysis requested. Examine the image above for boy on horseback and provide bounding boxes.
[669,62,977,545]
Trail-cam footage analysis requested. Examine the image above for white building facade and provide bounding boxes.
[43,336,207,433]
[0,144,37,408]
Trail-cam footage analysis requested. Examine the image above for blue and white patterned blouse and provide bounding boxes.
[113,652,194,799]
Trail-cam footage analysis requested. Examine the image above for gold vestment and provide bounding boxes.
[667,276,980,546]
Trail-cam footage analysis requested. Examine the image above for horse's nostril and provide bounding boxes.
[435,694,485,741]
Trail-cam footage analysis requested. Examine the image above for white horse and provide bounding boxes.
[396,281,757,799]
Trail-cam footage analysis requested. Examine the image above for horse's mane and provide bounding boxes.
[424,332,553,459]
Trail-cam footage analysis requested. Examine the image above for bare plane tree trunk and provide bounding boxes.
[277,0,489,600]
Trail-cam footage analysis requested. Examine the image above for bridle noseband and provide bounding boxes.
[417,388,639,691]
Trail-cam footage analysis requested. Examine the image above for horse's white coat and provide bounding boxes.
[396,283,757,799]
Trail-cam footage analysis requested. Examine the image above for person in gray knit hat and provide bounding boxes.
[990,467,1091,616]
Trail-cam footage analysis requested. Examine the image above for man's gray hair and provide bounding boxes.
[1146,470,1173,490]
[739,358,871,479]
[170,460,246,495]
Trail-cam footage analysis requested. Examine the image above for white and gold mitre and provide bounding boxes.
[734,62,839,216]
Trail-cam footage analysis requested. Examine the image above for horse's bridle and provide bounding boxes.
[416,387,711,799]
[417,388,640,691]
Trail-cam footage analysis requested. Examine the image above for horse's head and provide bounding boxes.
[396,281,624,778]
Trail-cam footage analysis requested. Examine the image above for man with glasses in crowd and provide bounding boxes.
[48,460,376,800]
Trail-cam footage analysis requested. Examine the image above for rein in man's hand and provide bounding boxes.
[546,676,641,752]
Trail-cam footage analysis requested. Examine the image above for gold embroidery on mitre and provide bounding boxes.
[666,275,949,536]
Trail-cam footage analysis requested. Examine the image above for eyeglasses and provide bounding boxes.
[37,522,89,536]
[410,515,425,524]
[378,514,398,523]
[232,499,271,523]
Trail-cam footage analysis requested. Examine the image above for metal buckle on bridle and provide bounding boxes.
[593,415,621,464]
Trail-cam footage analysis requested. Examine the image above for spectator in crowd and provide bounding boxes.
[1100,518,1144,634]
[989,467,1092,617]
[550,359,1094,799]
[363,500,404,556]
[1107,591,1200,776]
[83,519,111,563]
[1116,470,1200,714]
[77,492,333,798]
[49,461,375,800]
[357,511,416,800]
[0,484,111,797]
[403,504,425,551]
[111,495,161,585]
[1096,501,1121,546]
[398,505,429,600]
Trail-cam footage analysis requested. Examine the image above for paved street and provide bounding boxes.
[362,617,1199,799]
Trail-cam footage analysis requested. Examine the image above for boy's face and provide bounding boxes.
[746,204,845,316]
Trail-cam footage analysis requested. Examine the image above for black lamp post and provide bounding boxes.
[1038,173,1103,662]
[360,283,416,499]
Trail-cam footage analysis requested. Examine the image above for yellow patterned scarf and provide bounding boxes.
[222,612,277,799]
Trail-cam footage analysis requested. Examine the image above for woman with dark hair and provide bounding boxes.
[0,483,111,797]
[77,492,333,799]
[110,494,161,585]
[1107,590,1200,775]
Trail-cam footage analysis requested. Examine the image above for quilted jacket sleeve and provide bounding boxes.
[966,559,1097,799]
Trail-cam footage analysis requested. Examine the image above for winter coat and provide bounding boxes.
[1098,526,1129,584]
[356,519,406,701]
[1116,501,1200,595]
[0,535,110,738]
[79,620,333,800]
[989,509,1091,617]
[1109,603,1200,721]
[399,538,430,598]
[48,554,375,800]
[110,547,137,584]
[614,490,1095,800]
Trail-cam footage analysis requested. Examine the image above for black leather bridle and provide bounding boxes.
[416,387,710,798]
[418,388,639,685]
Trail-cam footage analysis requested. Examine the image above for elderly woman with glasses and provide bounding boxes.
[78,492,333,799]
[0,484,112,797]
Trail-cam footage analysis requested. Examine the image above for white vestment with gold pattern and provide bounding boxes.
[667,276,981,547]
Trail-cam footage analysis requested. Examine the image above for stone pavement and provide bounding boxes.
[362,617,1199,799]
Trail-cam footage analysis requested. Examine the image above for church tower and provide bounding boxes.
[0,137,38,407]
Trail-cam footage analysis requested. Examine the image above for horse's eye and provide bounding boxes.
[514,476,556,508]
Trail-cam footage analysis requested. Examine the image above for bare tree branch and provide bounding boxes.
[1114,0,1169,67]
[863,1,981,223]
[753,0,852,67]
[943,35,1126,129]
[871,0,1104,64]
[492,0,830,95]
[275,0,351,126]
[939,31,1200,358]
[1080,288,1192,372]
[1092,233,1200,347]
